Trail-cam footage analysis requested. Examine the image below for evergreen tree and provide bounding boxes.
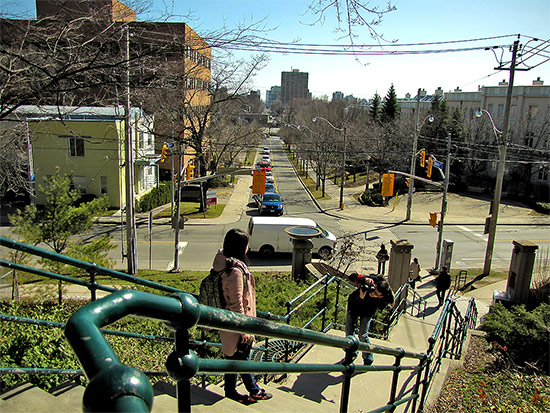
[370,92,381,122]
[381,84,400,123]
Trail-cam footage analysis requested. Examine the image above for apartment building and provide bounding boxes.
[280,69,311,104]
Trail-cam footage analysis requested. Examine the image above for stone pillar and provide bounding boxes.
[507,240,538,305]
[291,238,314,281]
[387,239,414,292]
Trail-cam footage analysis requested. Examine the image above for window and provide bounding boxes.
[497,104,504,119]
[68,136,85,157]
[538,166,548,182]
[528,106,538,120]
[100,176,108,194]
[71,176,87,196]
[487,104,493,114]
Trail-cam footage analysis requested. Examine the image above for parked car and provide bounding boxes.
[256,192,283,216]
[265,182,276,193]
[265,171,274,183]
[262,146,270,154]
[262,156,271,163]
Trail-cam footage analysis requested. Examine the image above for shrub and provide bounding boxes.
[480,302,550,374]
[136,182,172,213]
[359,189,384,206]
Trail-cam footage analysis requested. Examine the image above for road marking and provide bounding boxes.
[457,225,488,241]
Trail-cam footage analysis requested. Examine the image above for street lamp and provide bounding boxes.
[476,108,506,276]
[406,111,434,221]
[312,116,346,210]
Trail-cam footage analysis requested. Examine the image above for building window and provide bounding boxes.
[68,136,85,157]
[487,104,493,114]
[538,166,548,182]
[100,176,108,194]
[497,104,504,119]
[528,106,538,120]
[71,176,87,196]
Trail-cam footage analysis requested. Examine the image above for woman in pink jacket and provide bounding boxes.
[212,228,272,404]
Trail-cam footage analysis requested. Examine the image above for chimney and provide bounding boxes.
[405,93,411,99]
[454,86,462,92]
[498,79,508,86]
[533,77,544,86]
[435,87,443,96]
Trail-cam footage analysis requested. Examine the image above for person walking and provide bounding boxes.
[345,273,394,365]
[435,265,451,307]
[409,257,421,289]
[376,244,390,275]
[212,228,272,404]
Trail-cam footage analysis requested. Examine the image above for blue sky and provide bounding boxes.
[3,0,550,101]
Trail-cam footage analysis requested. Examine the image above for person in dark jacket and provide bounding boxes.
[435,265,451,306]
[375,244,390,275]
[345,273,394,365]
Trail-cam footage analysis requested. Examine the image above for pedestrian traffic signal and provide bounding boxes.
[381,173,395,197]
[420,150,426,168]
[186,164,195,180]
[429,212,438,227]
[426,157,433,178]
[160,144,168,163]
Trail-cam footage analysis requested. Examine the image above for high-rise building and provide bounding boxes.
[332,91,344,102]
[280,69,310,104]
[266,86,281,108]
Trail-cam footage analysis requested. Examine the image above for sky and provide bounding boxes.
[3,0,550,101]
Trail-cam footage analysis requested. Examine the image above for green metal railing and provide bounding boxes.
[1,236,478,412]
[63,288,428,412]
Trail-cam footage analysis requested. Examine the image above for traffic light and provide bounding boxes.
[186,164,195,180]
[426,157,433,178]
[173,173,178,183]
[381,173,395,196]
[429,212,438,227]
[405,177,410,187]
[420,150,426,168]
[160,144,168,163]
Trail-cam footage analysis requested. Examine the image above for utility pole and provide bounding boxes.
[434,133,452,271]
[172,141,183,272]
[124,24,137,275]
[406,89,421,221]
[483,40,519,276]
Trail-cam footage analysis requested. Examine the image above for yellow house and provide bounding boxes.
[14,105,158,209]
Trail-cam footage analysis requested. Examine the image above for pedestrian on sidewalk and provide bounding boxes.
[435,265,451,307]
[345,273,394,365]
[409,257,421,289]
[375,244,389,275]
[212,228,273,404]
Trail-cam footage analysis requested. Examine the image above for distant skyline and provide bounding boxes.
[3,0,550,101]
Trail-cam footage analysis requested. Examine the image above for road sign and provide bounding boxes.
[433,160,443,170]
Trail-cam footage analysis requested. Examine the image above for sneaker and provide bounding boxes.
[226,392,253,404]
[250,389,273,401]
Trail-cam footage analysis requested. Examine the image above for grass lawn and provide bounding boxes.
[154,202,226,219]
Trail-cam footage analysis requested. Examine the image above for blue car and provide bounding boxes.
[257,192,283,216]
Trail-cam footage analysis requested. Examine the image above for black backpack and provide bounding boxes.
[199,257,244,308]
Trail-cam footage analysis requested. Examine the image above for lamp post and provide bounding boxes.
[312,116,346,210]
[406,106,434,221]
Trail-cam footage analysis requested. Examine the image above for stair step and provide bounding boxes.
[0,382,79,413]
[50,381,85,410]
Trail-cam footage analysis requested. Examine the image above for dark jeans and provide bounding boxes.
[377,261,386,275]
[436,288,448,306]
[224,341,261,396]
[345,311,374,364]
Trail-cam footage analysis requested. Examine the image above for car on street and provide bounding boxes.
[256,192,284,216]
[265,171,274,183]
[262,146,270,155]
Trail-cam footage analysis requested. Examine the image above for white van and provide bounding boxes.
[247,216,337,259]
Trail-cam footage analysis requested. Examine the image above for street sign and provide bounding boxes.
[433,160,443,170]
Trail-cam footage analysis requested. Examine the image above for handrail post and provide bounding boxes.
[334,279,341,326]
[321,275,329,331]
[339,336,359,413]
[89,262,97,301]
[388,348,405,412]
[175,328,191,413]
[411,355,428,412]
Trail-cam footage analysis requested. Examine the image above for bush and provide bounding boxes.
[136,182,172,213]
[532,202,550,214]
[359,189,384,206]
[480,302,550,374]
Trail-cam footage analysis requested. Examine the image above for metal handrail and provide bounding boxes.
[64,289,428,412]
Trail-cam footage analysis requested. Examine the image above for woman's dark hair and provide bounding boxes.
[223,228,250,263]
